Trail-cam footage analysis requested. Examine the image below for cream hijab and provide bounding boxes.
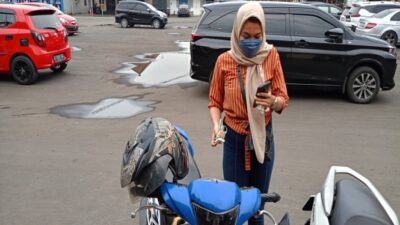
[228,2,273,163]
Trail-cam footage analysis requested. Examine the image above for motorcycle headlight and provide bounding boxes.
[192,203,239,225]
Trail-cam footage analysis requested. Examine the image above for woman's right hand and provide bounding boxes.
[211,124,225,147]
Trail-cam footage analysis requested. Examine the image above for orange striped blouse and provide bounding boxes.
[208,47,289,135]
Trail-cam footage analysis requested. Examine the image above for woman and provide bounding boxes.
[208,2,289,225]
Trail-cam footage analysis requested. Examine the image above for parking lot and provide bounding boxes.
[0,15,399,225]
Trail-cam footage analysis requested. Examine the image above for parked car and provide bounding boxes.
[356,8,400,46]
[190,2,397,103]
[19,2,78,35]
[306,2,343,19]
[115,0,168,29]
[340,1,400,27]
[177,4,191,17]
[0,4,71,84]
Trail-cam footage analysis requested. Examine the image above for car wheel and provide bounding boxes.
[346,66,380,104]
[50,63,67,73]
[381,31,398,46]
[11,55,38,85]
[152,19,161,29]
[120,18,129,28]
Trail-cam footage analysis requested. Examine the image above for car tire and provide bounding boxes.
[381,31,398,46]
[152,19,161,29]
[346,66,380,104]
[50,63,67,73]
[11,55,38,85]
[120,18,129,28]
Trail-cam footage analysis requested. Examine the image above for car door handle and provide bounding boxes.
[5,35,13,40]
[294,40,309,47]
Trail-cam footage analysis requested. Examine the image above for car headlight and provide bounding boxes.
[59,17,68,25]
[192,203,239,225]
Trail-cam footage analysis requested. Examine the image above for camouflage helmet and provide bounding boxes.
[120,117,189,197]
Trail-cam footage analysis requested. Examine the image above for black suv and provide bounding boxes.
[115,0,168,29]
[190,2,397,103]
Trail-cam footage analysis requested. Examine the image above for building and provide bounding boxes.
[3,0,90,14]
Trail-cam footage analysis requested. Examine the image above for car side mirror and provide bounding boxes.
[337,11,342,15]
[325,28,344,43]
[147,8,151,12]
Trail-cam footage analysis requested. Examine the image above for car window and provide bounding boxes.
[208,12,235,32]
[30,13,61,29]
[359,8,372,16]
[135,4,148,12]
[349,6,360,15]
[128,3,137,10]
[118,2,128,9]
[373,9,393,18]
[363,5,375,13]
[331,6,341,14]
[293,14,335,38]
[317,6,329,13]
[208,12,287,35]
[0,13,15,28]
[391,11,400,21]
[265,14,286,35]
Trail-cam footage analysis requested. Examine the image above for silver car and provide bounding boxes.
[356,8,400,46]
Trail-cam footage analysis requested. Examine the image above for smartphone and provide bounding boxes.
[254,81,271,107]
[256,81,271,94]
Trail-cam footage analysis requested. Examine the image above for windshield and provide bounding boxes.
[373,9,395,18]
[144,2,158,12]
[43,4,64,15]
[30,13,61,30]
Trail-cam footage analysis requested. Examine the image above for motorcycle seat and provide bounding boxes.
[330,179,393,225]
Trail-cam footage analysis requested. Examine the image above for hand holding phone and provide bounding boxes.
[256,81,271,94]
[253,81,271,107]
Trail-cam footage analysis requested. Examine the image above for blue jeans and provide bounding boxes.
[223,124,275,225]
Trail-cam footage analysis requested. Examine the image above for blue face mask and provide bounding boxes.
[239,39,262,58]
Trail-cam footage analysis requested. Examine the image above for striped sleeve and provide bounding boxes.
[208,55,224,110]
[271,48,289,113]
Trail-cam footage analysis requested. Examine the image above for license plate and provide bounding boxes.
[53,54,65,63]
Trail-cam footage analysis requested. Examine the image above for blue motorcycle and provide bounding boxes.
[121,117,398,225]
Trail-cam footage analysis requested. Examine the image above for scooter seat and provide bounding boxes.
[330,179,393,225]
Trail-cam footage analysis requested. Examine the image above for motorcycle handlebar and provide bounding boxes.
[261,192,281,204]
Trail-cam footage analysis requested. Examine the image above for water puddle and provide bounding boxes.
[50,96,158,119]
[71,46,82,51]
[173,26,191,29]
[113,41,196,87]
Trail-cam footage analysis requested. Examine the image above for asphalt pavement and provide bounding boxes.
[0,15,399,225]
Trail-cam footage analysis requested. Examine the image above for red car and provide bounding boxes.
[20,2,78,35]
[0,4,71,84]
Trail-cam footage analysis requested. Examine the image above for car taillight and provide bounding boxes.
[191,33,203,42]
[31,31,46,48]
[365,22,377,29]
[64,29,68,42]
[352,12,360,17]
